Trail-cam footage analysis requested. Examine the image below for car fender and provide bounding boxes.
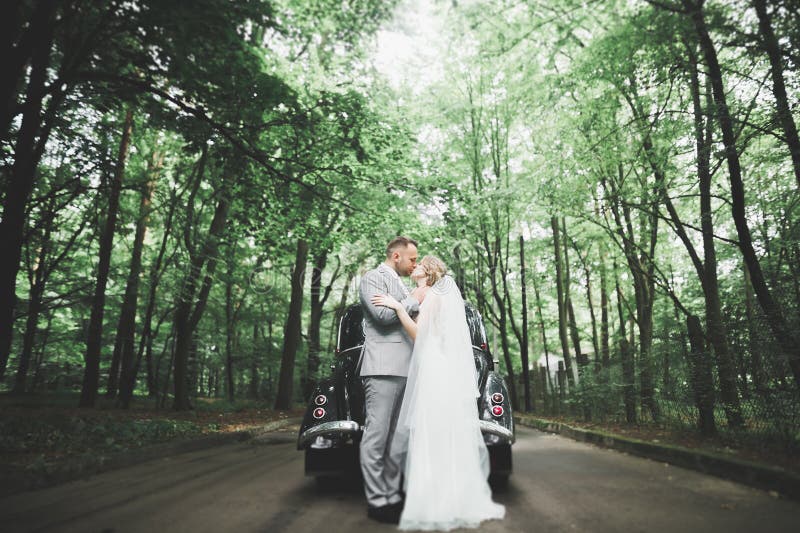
[297,377,340,450]
[480,371,515,443]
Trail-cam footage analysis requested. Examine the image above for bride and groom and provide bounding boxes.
[358,236,505,530]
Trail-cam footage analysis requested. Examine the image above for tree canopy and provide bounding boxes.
[2,0,798,449]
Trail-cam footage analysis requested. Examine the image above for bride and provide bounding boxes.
[371,256,505,531]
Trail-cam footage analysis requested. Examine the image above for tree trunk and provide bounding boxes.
[79,107,134,407]
[304,250,328,400]
[636,297,658,421]
[274,239,309,410]
[30,312,53,392]
[662,44,743,426]
[686,0,800,390]
[667,282,688,401]
[562,220,584,371]
[135,179,176,400]
[249,321,260,399]
[743,263,766,391]
[159,329,176,408]
[752,0,800,189]
[111,150,159,403]
[578,245,600,366]
[0,0,56,142]
[597,238,611,419]
[686,314,717,436]
[551,216,575,389]
[531,270,554,397]
[482,224,519,410]
[519,235,532,412]
[633,167,660,423]
[224,259,236,402]
[453,245,466,299]
[616,263,637,424]
[494,283,518,411]
[173,191,230,411]
[266,317,274,400]
[695,82,743,427]
[605,160,659,422]
[14,280,44,393]
[599,239,610,373]
[13,194,57,393]
[13,223,52,393]
[0,11,56,380]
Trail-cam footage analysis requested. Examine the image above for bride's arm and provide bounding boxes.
[371,294,418,340]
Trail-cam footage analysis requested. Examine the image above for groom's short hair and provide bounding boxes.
[386,236,418,257]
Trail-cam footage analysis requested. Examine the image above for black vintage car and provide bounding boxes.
[297,301,515,484]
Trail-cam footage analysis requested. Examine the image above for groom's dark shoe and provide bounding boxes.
[387,501,404,523]
[367,504,402,524]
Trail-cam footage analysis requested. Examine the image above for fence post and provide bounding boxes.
[539,365,549,415]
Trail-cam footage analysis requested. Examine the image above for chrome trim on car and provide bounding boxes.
[479,420,515,444]
[298,420,360,448]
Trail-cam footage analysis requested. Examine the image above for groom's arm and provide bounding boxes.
[401,291,420,318]
[360,271,418,326]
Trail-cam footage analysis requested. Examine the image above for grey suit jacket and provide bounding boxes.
[358,264,420,377]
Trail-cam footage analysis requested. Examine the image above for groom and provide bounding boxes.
[358,236,428,524]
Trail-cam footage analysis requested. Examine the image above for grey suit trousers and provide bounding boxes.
[360,376,407,507]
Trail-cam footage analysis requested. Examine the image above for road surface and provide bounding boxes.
[1,425,798,532]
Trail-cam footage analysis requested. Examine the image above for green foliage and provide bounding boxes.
[3,0,799,456]
[0,413,204,457]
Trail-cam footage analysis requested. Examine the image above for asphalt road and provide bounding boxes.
[1,425,798,533]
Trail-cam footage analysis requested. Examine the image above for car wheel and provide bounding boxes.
[488,473,510,492]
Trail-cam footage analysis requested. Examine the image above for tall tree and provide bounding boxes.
[0,1,58,379]
[274,239,309,410]
[551,216,576,389]
[173,189,230,410]
[519,236,532,412]
[79,107,134,407]
[109,149,161,400]
[683,0,800,390]
[659,38,743,427]
[752,0,800,189]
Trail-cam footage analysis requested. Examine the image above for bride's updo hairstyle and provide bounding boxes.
[420,255,447,286]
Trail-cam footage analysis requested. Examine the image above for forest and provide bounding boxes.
[1,0,798,453]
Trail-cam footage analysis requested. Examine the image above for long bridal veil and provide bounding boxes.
[390,276,505,531]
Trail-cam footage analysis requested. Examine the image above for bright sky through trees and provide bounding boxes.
[374,0,447,94]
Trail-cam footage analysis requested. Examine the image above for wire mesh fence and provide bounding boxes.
[521,317,800,452]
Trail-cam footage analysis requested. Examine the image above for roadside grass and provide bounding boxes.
[0,393,303,475]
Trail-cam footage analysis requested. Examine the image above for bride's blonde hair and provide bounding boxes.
[419,255,447,286]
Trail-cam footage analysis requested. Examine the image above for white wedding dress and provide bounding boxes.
[390,276,505,531]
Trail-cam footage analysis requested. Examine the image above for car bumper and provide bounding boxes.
[298,420,361,449]
[480,419,515,444]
